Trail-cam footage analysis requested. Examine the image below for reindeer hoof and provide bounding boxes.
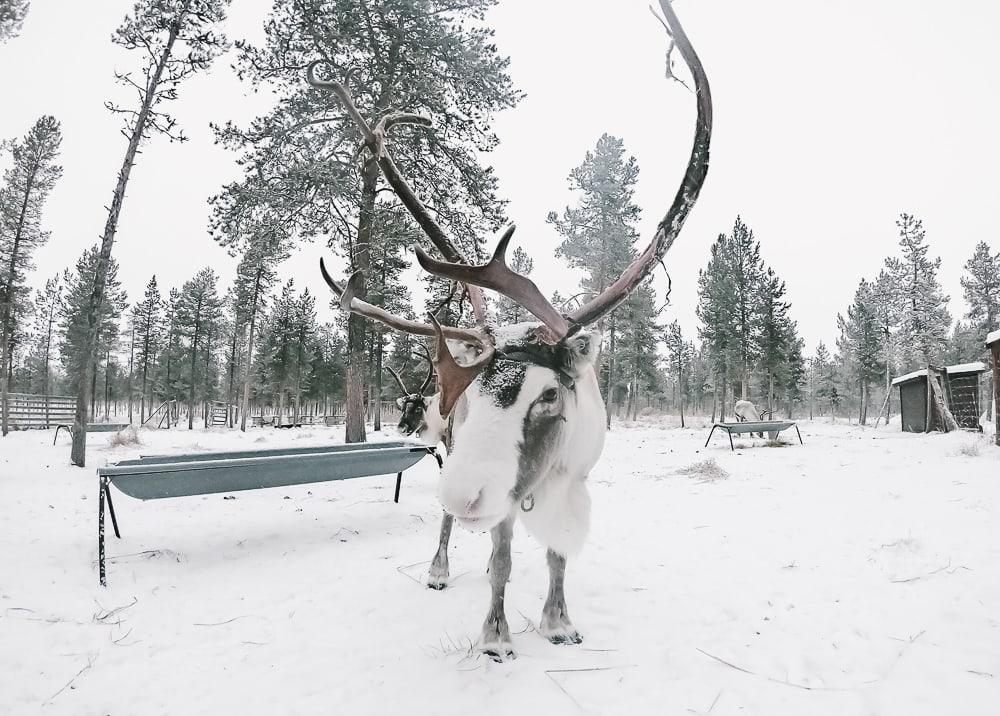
[481,644,516,662]
[426,577,448,590]
[545,631,583,645]
[428,555,449,590]
[539,618,583,645]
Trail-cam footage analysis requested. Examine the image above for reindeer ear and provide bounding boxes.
[396,397,406,409]
[566,330,601,365]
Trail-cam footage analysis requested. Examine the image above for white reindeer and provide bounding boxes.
[311,0,711,660]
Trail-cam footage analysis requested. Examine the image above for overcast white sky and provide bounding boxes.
[1,0,998,353]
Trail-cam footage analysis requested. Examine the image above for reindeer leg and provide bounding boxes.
[427,511,453,590]
[479,516,514,661]
[539,549,582,645]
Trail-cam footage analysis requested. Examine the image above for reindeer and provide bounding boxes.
[385,347,443,441]
[310,1,712,660]
[386,349,460,589]
[734,399,772,438]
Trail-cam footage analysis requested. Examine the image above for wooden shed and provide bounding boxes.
[891,362,988,433]
[988,330,999,446]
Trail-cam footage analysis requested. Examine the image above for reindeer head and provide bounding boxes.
[386,348,435,438]
[311,0,711,534]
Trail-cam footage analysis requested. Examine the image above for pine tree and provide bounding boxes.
[60,248,127,405]
[754,267,792,411]
[174,268,223,429]
[159,288,183,425]
[131,276,163,423]
[0,0,29,42]
[783,335,807,418]
[22,274,62,396]
[836,279,884,424]
[697,234,735,420]
[214,0,521,444]
[663,320,689,426]
[217,226,290,431]
[811,342,837,420]
[548,133,643,427]
[71,0,230,465]
[871,268,901,414]
[960,241,1000,340]
[0,115,62,435]
[891,213,951,369]
[726,217,765,398]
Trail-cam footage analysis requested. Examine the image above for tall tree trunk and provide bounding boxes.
[345,158,378,444]
[127,326,135,424]
[603,319,616,429]
[43,311,53,425]
[165,331,174,428]
[373,333,383,431]
[0,170,37,437]
[70,16,182,466]
[203,328,213,428]
[239,297,260,433]
[140,310,152,424]
[227,324,240,428]
[188,319,201,431]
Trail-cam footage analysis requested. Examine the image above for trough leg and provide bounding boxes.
[428,512,453,590]
[104,482,121,539]
[98,476,106,587]
[795,425,803,444]
[394,472,403,503]
[704,425,717,448]
[728,429,735,451]
[539,549,582,645]
[479,516,514,661]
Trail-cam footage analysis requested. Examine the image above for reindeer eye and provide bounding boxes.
[541,388,558,403]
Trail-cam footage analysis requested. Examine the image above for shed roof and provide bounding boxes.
[988,329,1000,347]
[890,362,988,387]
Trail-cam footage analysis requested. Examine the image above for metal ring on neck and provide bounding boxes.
[520,494,534,512]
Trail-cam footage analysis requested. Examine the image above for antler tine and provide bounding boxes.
[567,0,712,330]
[419,360,435,394]
[307,60,488,326]
[385,365,411,395]
[410,344,436,393]
[319,257,487,344]
[428,312,494,417]
[415,225,570,343]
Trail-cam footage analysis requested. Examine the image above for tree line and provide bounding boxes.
[3,0,997,465]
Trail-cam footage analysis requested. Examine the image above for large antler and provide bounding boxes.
[401,1,711,337]
[415,225,570,343]
[306,62,487,325]
[428,314,494,416]
[566,0,712,328]
[320,258,488,344]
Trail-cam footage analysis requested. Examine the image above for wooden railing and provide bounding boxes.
[3,393,77,430]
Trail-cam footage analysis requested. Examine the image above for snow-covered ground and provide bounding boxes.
[1,418,999,714]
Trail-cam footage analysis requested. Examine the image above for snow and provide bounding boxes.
[947,362,988,375]
[891,362,988,386]
[987,329,1000,346]
[2,420,999,714]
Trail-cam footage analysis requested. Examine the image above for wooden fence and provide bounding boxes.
[3,393,76,430]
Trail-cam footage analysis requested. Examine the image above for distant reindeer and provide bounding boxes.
[386,347,444,441]
[312,0,711,660]
[734,399,772,438]
[387,348,460,590]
